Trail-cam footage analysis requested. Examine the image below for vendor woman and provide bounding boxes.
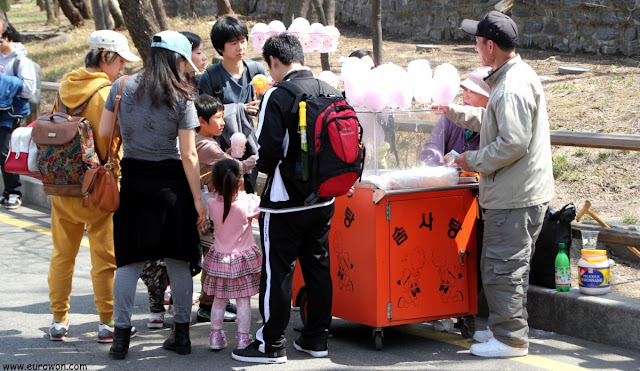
[420,66,490,166]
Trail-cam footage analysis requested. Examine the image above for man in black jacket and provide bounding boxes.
[232,33,340,364]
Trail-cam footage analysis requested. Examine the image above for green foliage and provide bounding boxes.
[553,155,579,180]
[552,83,576,94]
[5,1,46,24]
[622,214,639,224]
[598,151,612,160]
[573,149,588,157]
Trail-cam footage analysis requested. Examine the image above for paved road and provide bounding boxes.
[1,205,639,371]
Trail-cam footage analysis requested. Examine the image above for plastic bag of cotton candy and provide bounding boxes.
[364,166,459,191]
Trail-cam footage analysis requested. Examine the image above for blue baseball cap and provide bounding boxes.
[151,30,199,72]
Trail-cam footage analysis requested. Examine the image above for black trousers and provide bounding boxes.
[0,123,22,198]
[257,204,335,352]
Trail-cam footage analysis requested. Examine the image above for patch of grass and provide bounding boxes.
[552,83,576,94]
[549,124,557,130]
[622,214,639,224]
[6,2,46,25]
[581,214,594,222]
[553,155,580,180]
[573,149,588,157]
[598,151,613,160]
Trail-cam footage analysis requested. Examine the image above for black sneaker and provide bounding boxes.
[226,302,237,314]
[196,307,211,322]
[231,341,287,364]
[293,336,328,357]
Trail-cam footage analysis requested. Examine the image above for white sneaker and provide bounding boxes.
[470,338,528,358]
[223,310,237,322]
[473,329,494,343]
[147,312,165,329]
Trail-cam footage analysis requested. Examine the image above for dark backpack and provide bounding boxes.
[205,58,260,102]
[278,81,366,205]
[13,55,42,116]
[31,84,110,197]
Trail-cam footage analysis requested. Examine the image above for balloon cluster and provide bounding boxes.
[251,18,340,54]
[340,57,460,112]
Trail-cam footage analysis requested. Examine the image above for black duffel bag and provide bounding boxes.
[530,203,577,289]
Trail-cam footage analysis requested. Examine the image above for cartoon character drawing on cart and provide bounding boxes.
[333,231,354,291]
[396,246,426,308]
[432,249,464,303]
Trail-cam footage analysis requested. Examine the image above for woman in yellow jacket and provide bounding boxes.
[48,30,140,342]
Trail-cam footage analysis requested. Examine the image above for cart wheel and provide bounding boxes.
[460,316,476,339]
[373,328,384,351]
[298,290,309,327]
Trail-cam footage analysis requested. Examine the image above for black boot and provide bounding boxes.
[163,322,191,355]
[109,326,132,360]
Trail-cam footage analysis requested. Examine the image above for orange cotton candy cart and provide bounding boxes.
[293,182,480,350]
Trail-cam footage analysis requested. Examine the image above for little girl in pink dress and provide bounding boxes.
[202,159,262,350]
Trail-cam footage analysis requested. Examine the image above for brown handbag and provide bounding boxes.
[81,76,128,212]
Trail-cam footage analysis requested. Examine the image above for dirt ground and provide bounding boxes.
[7,5,640,298]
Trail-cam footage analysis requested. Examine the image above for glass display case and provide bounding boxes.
[356,108,442,176]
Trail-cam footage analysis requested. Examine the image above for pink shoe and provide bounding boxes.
[209,330,227,350]
[237,333,253,349]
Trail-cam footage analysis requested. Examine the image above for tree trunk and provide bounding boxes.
[118,0,161,63]
[371,0,383,65]
[59,0,84,27]
[150,0,169,30]
[108,0,125,30]
[37,0,45,11]
[73,0,92,19]
[44,0,59,25]
[91,0,113,29]
[283,0,309,28]
[215,0,234,16]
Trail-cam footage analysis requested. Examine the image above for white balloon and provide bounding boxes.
[291,17,310,30]
[268,20,286,36]
[251,23,269,34]
[432,63,461,106]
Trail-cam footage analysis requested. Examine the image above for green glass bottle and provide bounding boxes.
[555,243,571,292]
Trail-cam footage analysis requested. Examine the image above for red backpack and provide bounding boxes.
[278,81,366,205]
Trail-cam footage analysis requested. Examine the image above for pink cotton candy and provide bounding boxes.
[408,59,433,105]
[432,63,460,106]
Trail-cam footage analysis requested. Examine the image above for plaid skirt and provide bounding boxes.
[202,244,262,298]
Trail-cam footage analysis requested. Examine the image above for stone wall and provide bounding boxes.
[164,0,640,55]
